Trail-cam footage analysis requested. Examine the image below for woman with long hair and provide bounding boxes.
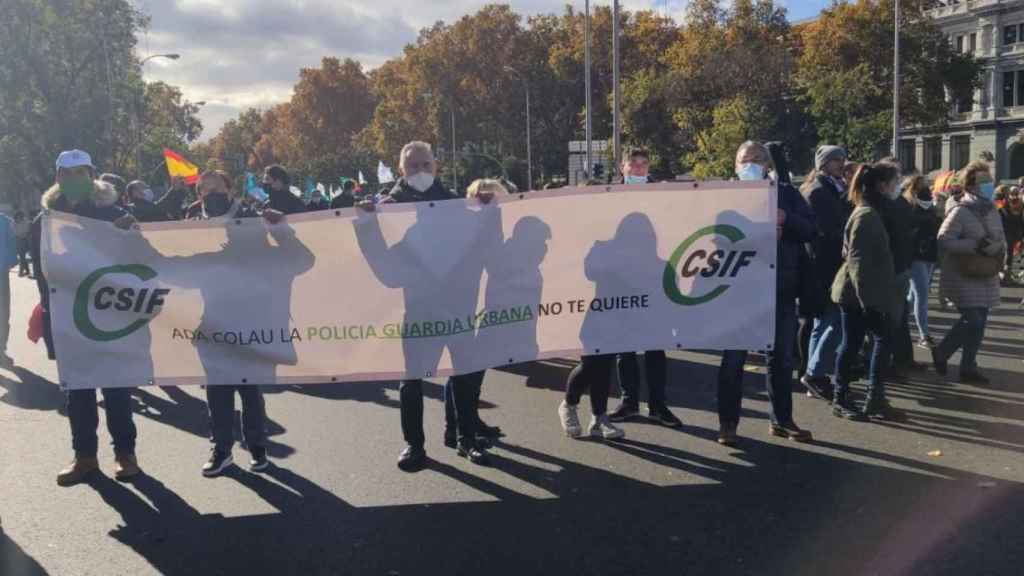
[830,161,901,420]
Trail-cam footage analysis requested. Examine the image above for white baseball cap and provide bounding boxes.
[55,149,94,172]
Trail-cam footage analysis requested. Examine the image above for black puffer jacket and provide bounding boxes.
[880,196,917,275]
[803,173,851,301]
[911,203,941,263]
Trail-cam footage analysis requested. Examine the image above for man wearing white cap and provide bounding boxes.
[31,149,143,486]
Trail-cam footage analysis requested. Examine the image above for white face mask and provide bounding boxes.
[142,188,155,203]
[884,182,901,201]
[406,172,435,193]
[624,174,648,185]
[917,199,935,210]
[736,163,766,181]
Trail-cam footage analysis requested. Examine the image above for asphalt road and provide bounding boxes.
[1,272,1022,576]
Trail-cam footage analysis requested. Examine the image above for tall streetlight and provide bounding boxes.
[584,0,593,178]
[612,0,622,178]
[136,53,182,176]
[892,0,900,160]
[504,66,532,191]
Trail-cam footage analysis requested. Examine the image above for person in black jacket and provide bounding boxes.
[800,145,850,400]
[716,141,816,445]
[31,150,142,486]
[330,179,357,209]
[262,165,307,215]
[607,147,683,428]
[879,168,919,373]
[1000,186,1024,284]
[356,141,494,471]
[125,179,187,222]
[904,175,941,348]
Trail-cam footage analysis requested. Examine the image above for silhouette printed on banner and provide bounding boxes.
[579,212,670,355]
[135,220,315,385]
[354,200,503,378]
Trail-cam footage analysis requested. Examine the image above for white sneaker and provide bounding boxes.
[558,400,583,438]
[589,414,625,440]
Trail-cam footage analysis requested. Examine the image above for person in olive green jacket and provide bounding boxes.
[830,161,901,421]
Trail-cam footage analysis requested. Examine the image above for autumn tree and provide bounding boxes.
[796,0,983,162]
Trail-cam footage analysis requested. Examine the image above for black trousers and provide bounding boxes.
[68,388,137,457]
[401,374,476,449]
[443,371,485,444]
[565,354,613,416]
[616,351,667,409]
[207,385,266,453]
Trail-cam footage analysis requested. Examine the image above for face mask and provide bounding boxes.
[406,173,435,193]
[60,175,93,205]
[202,193,233,218]
[978,182,995,201]
[769,170,778,182]
[624,174,648,185]
[917,199,935,210]
[736,163,766,181]
[884,183,901,201]
[142,188,155,203]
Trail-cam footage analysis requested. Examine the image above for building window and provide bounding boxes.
[957,35,965,52]
[924,138,942,173]
[951,135,971,170]
[1005,25,1018,46]
[1005,71,1016,107]
[899,140,917,173]
[970,33,977,53]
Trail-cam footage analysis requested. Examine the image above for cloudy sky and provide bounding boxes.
[135,0,831,140]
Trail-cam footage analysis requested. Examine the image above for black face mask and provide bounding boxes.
[202,193,232,217]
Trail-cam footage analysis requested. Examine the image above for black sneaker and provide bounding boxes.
[608,402,640,423]
[443,429,457,449]
[931,348,948,376]
[960,370,990,385]
[861,397,901,421]
[769,421,813,442]
[202,450,234,477]
[475,418,504,439]
[456,442,490,466]
[648,405,683,428]
[249,447,269,472]
[832,393,867,422]
[800,375,833,401]
[397,445,427,472]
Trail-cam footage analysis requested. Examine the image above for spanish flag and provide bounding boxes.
[164,148,200,185]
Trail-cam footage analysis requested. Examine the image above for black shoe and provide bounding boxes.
[960,370,990,385]
[800,375,833,401]
[832,392,867,422]
[474,436,493,450]
[861,397,901,420]
[456,442,490,466]
[443,429,457,449]
[608,402,640,423]
[931,348,948,376]
[397,445,427,472]
[202,450,234,477]
[475,418,504,439]
[769,421,813,442]
[249,447,269,472]
[648,405,683,428]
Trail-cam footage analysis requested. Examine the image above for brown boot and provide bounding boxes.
[57,456,99,487]
[114,453,141,482]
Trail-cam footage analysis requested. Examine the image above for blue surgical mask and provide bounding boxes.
[978,181,995,201]
[624,174,648,185]
[736,163,765,181]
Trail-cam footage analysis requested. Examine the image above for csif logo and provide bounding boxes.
[74,265,170,341]
[663,225,758,306]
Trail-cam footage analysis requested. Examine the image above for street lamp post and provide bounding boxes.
[612,0,622,179]
[892,0,900,160]
[584,0,593,178]
[504,66,532,191]
[137,53,182,176]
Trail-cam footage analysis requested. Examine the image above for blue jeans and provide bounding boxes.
[908,260,935,340]
[936,307,989,374]
[834,306,888,398]
[718,294,798,426]
[68,388,137,457]
[805,303,841,378]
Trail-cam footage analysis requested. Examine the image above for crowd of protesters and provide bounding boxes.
[0,135,1018,484]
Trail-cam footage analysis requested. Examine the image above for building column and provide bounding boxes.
[915,137,926,174]
[941,135,952,171]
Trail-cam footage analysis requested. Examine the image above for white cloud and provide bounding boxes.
[133,0,702,140]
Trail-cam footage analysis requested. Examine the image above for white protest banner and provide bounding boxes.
[42,182,777,389]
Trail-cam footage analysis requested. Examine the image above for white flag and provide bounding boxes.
[377,161,395,184]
